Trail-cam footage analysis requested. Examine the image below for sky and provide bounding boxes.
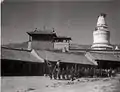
[1,0,120,45]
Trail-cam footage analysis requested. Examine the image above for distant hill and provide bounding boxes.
[2,42,91,50]
[2,42,120,50]
[2,42,28,49]
[70,44,91,50]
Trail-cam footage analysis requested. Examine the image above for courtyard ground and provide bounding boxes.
[1,75,120,92]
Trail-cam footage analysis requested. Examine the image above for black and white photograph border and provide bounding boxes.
[1,0,120,92]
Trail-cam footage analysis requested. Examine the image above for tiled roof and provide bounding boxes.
[1,47,43,63]
[54,36,71,40]
[86,52,120,62]
[27,30,57,35]
[36,50,95,65]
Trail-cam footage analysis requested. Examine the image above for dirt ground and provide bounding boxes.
[1,75,120,92]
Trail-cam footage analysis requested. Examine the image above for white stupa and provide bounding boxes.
[91,13,113,50]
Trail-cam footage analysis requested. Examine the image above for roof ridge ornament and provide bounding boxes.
[52,27,55,33]
[97,13,107,28]
[34,28,38,32]
[43,25,46,31]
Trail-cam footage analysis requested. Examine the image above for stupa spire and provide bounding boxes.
[97,13,107,28]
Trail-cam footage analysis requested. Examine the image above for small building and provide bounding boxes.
[27,28,57,50]
[85,51,120,69]
[1,47,45,76]
[27,28,71,51]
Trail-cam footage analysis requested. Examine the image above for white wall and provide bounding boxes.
[93,30,110,44]
[54,42,69,51]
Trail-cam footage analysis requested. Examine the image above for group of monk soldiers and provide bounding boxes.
[46,61,116,80]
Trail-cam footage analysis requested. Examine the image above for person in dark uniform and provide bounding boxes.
[61,68,65,80]
[52,60,61,80]
[66,66,70,80]
[56,61,61,79]
[77,67,81,78]
[45,60,53,79]
[70,66,75,81]
[53,68,57,79]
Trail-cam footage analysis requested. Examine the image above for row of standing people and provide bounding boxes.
[45,61,117,80]
[48,66,116,80]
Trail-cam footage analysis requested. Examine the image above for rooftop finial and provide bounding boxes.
[52,27,55,32]
[97,13,107,27]
[100,13,106,18]
[43,25,46,31]
[34,28,37,32]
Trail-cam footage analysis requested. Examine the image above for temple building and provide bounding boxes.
[1,13,120,76]
[27,28,71,51]
[91,13,113,50]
